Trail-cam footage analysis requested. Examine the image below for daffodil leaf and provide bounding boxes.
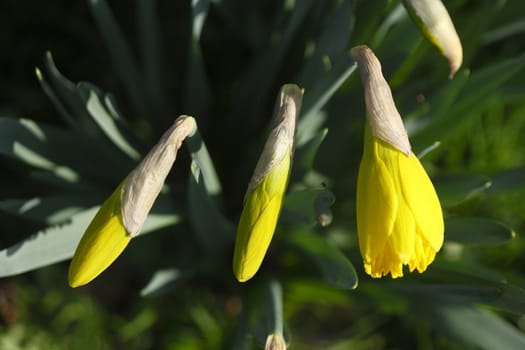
[482,17,525,45]
[78,82,141,160]
[371,3,411,54]
[486,283,525,315]
[187,161,234,251]
[351,0,398,47]
[136,0,171,119]
[185,127,232,249]
[433,174,492,206]
[312,0,353,57]
[185,127,223,198]
[140,268,185,298]
[183,0,211,119]
[412,298,525,350]
[286,231,358,290]
[0,194,101,224]
[41,52,98,131]
[297,52,356,146]
[487,166,525,192]
[88,0,150,122]
[445,217,515,246]
[0,117,131,185]
[395,280,525,315]
[0,208,97,278]
[281,189,334,227]
[411,54,525,150]
[229,0,313,134]
[293,128,328,180]
[0,200,179,278]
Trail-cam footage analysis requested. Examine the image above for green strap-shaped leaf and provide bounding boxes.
[433,174,491,206]
[297,53,356,146]
[286,231,358,290]
[78,83,141,160]
[445,217,515,246]
[281,188,334,227]
[229,0,314,134]
[411,54,525,150]
[417,300,525,349]
[187,160,234,251]
[88,0,149,121]
[488,166,525,192]
[0,194,101,224]
[0,208,97,278]
[296,1,355,142]
[136,0,171,119]
[183,0,211,119]
[140,268,185,298]
[40,52,98,133]
[0,202,180,278]
[0,117,130,186]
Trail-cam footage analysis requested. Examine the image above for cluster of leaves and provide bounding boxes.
[1,0,525,349]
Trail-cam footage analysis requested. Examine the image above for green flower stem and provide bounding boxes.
[269,280,284,336]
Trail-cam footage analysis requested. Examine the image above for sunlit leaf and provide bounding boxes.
[0,201,180,278]
[140,268,185,298]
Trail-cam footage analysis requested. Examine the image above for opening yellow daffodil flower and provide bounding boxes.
[353,45,444,278]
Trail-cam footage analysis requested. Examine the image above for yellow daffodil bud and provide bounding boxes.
[352,45,444,278]
[265,333,287,350]
[233,84,303,282]
[403,0,463,78]
[68,116,196,287]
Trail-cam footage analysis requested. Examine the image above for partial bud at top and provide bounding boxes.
[265,333,287,350]
[351,45,412,156]
[122,116,196,237]
[403,0,463,78]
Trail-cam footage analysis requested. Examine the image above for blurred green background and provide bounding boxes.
[1,0,525,349]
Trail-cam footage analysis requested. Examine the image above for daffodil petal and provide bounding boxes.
[68,184,131,287]
[376,139,417,263]
[399,152,444,273]
[357,129,398,266]
[398,152,444,251]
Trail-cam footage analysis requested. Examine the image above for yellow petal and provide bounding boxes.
[68,184,131,287]
[398,151,444,251]
[377,140,417,261]
[356,129,398,267]
[233,153,290,282]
